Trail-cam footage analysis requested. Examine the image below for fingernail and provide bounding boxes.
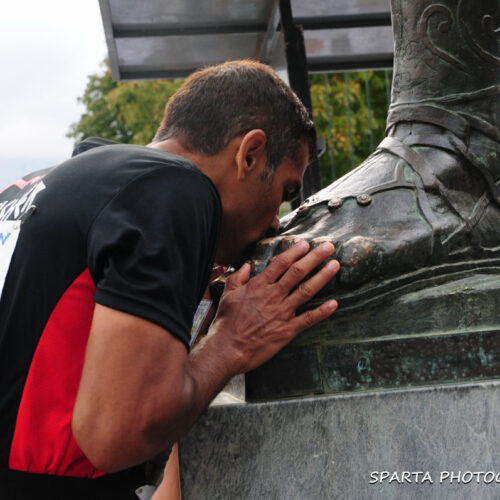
[298,241,309,251]
[325,260,339,272]
[325,300,337,312]
[320,242,335,254]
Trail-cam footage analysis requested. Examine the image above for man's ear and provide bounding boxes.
[235,129,267,180]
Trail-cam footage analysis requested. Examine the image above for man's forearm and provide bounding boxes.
[141,334,237,457]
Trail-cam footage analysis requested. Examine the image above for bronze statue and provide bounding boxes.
[246,0,500,399]
[253,0,500,309]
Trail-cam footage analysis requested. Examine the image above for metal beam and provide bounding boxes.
[118,55,394,81]
[118,55,395,82]
[113,21,268,38]
[98,0,121,80]
[279,0,322,201]
[111,13,391,39]
[257,0,281,63]
[120,68,200,80]
[307,54,394,73]
[295,13,391,30]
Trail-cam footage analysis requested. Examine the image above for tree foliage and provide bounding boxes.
[310,71,392,185]
[68,61,391,185]
[67,60,183,145]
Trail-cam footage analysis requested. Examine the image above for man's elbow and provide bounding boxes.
[71,403,183,473]
[71,413,145,473]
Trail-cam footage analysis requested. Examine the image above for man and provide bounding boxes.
[0,60,339,498]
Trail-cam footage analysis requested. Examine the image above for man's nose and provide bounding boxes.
[271,214,280,232]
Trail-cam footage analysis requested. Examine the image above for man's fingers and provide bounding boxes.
[286,258,339,309]
[278,242,335,293]
[291,300,338,333]
[259,241,310,283]
[224,263,251,291]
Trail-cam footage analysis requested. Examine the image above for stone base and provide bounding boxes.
[180,380,500,499]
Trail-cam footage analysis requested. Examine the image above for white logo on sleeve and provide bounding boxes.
[0,181,45,221]
[0,179,46,299]
[0,221,21,299]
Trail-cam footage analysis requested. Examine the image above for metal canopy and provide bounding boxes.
[99,0,393,82]
[99,0,394,198]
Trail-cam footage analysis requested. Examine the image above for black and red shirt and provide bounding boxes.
[0,138,221,494]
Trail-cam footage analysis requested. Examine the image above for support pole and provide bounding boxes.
[323,73,336,182]
[279,0,322,203]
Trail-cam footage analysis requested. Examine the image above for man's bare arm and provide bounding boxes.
[72,241,338,472]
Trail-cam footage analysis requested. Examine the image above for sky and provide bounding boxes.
[0,1,108,187]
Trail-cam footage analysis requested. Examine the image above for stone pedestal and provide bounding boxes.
[180,380,500,499]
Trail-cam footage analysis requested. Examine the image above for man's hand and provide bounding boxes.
[202,241,339,375]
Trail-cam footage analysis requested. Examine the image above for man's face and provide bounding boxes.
[221,141,309,265]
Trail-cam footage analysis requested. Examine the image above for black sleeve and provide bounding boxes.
[72,137,119,157]
[87,164,221,349]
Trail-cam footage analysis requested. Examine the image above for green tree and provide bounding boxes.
[67,60,183,145]
[310,71,392,186]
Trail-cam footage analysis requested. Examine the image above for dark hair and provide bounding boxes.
[153,60,316,172]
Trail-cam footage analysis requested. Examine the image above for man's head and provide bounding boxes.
[153,60,315,176]
[151,60,315,265]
